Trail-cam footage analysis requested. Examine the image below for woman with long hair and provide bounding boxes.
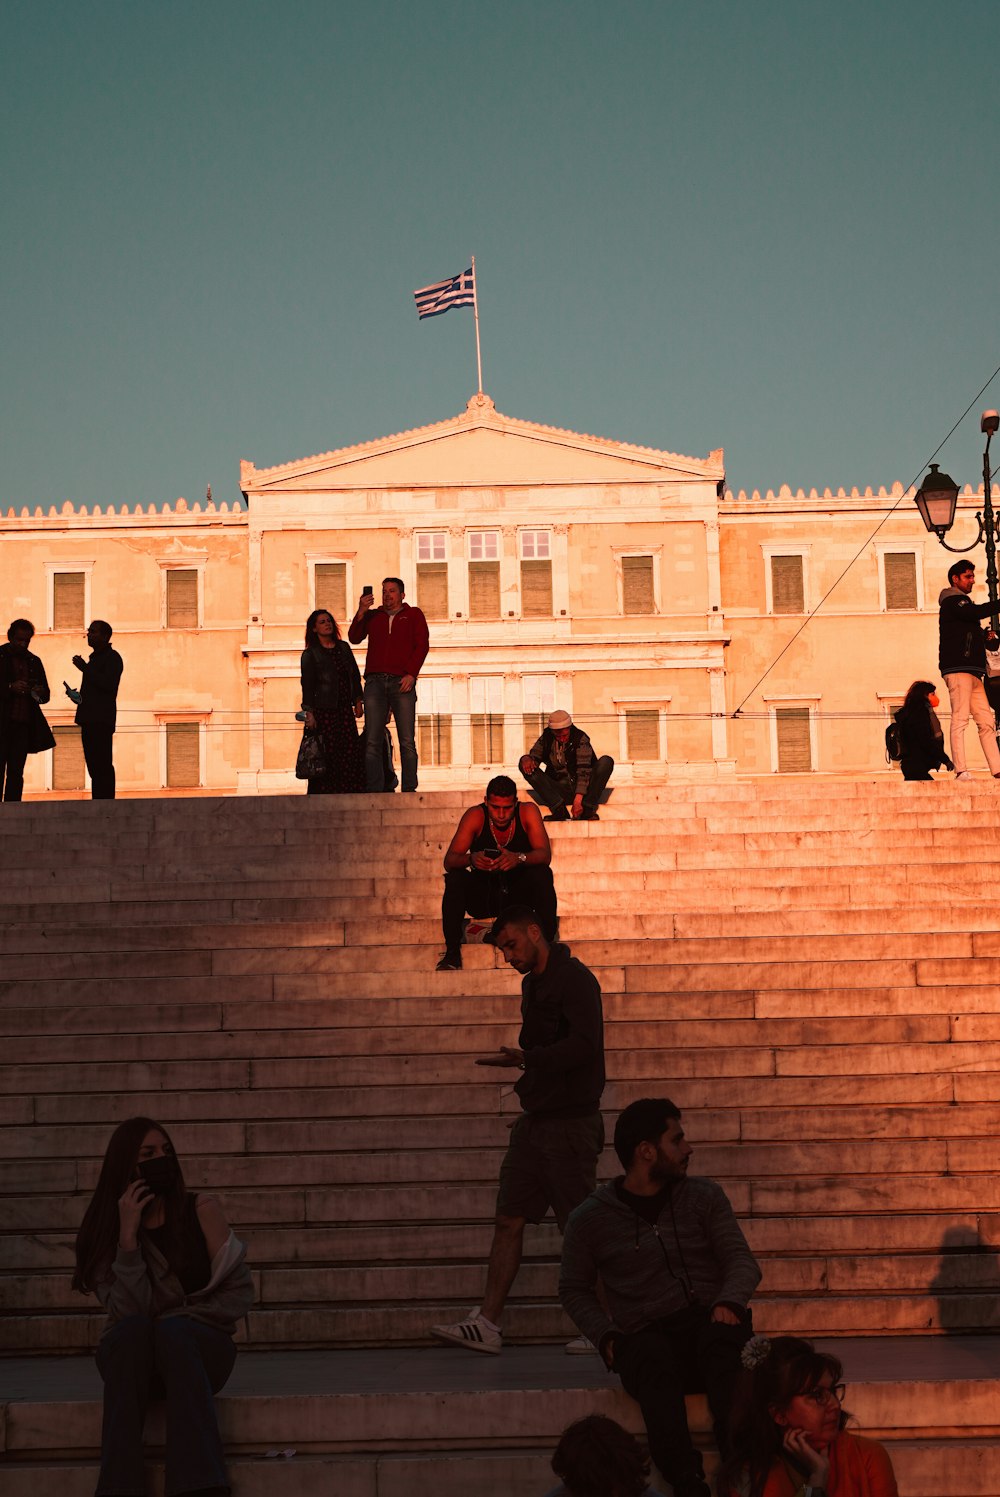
[300,608,365,794]
[73,1118,253,1497]
[717,1336,898,1497]
[894,679,952,781]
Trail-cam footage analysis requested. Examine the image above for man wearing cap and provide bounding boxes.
[519,710,614,822]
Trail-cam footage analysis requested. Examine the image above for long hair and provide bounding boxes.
[304,609,341,649]
[902,680,936,713]
[718,1337,847,1497]
[72,1117,188,1295]
[550,1415,650,1497]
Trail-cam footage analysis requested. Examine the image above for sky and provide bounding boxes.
[2,0,999,511]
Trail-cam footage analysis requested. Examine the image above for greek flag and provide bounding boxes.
[413,267,475,320]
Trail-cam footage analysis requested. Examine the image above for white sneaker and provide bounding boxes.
[430,1312,502,1354]
[955,771,973,782]
[565,1334,598,1354]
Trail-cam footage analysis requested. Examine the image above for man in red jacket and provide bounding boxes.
[348,577,430,791]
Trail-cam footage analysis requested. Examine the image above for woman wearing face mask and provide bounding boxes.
[893,680,953,781]
[73,1118,253,1497]
[717,1336,898,1497]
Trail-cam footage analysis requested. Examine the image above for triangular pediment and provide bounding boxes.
[241,395,723,493]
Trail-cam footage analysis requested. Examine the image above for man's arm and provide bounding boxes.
[704,1184,762,1312]
[559,1211,616,1355]
[522,962,602,1075]
[79,651,123,698]
[942,595,997,625]
[573,731,594,797]
[405,607,430,679]
[443,806,495,872]
[347,592,376,644]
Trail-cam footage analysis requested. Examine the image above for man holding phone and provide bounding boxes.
[436,775,556,970]
[348,578,429,792]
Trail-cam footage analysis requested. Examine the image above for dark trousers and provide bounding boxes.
[95,1314,236,1497]
[521,756,614,814]
[82,723,116,799]
[613,1306,752,1492]
[0,723,32,802]
[363,673,417,791]
[442,865,558,950]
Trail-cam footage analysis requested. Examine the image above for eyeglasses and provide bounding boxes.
[800,1383,846,1407]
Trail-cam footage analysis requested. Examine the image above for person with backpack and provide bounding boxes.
[890,680,953,781]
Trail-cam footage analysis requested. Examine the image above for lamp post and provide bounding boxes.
[913,410,1000,634]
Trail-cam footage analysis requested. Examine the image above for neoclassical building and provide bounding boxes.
[0,393,976,797]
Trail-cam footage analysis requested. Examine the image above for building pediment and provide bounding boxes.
[241,393,724,494]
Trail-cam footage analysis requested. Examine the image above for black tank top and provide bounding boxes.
[470,802,532,856]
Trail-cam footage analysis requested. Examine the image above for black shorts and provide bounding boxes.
[495,1111,604,1229]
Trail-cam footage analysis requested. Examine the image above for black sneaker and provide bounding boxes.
[544,807,570,821]
[580,808,600,820]
[436,950,462,971]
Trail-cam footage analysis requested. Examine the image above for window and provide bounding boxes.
[770,555,805,614]
[314,562,347,624]
[520,531,552,617]
[470,676,503,763]
[166,722,200,786]
[625,709,660,761]
[165,569,199,628]
[417,533,449,620]
[52,726,86,790]
[522,675,556,751]
[775,707,812,772]
[52,572,86,632]
[416,678,452,767]
[468,532,501,620]
[882,552,919,611]
[622,555,655,615]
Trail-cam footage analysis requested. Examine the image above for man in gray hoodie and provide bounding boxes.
[937,559,1000,780]
[560,1098,760,1497]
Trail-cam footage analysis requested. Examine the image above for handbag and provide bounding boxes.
[28,702,56,754]
[295,729,328,780]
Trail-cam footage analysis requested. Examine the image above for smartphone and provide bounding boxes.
[363,584,374,599]
[481,846,501,861]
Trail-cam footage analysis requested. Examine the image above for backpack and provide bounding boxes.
[885,716,903,763]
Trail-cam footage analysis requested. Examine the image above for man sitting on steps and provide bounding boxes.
[431,904,605,1356]
[519,709,614,821]
[436,775,556,971]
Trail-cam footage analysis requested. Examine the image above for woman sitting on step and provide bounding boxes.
[73,1117,253,1497]
[717,1336,898,1497]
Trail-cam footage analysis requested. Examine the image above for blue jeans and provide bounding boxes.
[95,1314,236,1496]
[363,673,418,791]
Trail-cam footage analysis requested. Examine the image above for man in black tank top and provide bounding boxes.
[436,774,558,970]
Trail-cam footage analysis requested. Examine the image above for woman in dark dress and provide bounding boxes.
[73,1117,253,1497]
[894,679,953,781]
[300,609,366,794]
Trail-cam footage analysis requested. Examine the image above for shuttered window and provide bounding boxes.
[417,563,449,619]
[417,715,452,766]
[165,570,199,628]
[471,676,503,763]
[775,707,812,772]
[166,722,200,786]
[622,555,655,615]
[770,555,805,614]
[522,676,555,751]
[883,553,918,611]
[626,710,660,761]
[315,563,347,623]
[468,562,501,619]
[520,559,553,616]
[52,726,86,790]
[53,573,85,631]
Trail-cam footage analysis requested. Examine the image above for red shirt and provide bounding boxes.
[348,603,429,679]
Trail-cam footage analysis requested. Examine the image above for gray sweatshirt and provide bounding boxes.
[559,1177,761,1350]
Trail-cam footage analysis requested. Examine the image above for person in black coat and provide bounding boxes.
[894,680,953,781]
[0,618,52,802]
[300,609,365,794]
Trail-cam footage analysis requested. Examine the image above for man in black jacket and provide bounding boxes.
[519,709,614,821]
[72,621,124,800]
[431,904,604,1355]
[938,560,1000,781]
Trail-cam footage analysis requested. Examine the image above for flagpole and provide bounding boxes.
[471,255,483,393]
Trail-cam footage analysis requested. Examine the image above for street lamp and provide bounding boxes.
[913,410,1000,632]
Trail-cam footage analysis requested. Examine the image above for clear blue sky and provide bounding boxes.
[2,0,998,510]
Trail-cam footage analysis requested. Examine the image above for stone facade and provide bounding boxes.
[0,394,987,796]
